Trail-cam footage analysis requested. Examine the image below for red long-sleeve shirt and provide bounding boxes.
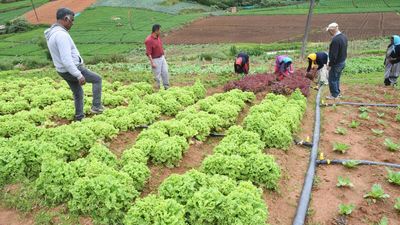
[144,35,164,58]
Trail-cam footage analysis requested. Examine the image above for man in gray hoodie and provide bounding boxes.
[45,8,104,121]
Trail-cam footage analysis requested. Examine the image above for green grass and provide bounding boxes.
[70,7,203,44]
[237,0,400,15]
[0,0,48,24]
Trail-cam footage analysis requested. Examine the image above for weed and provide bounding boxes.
[338,203,355,215]
[359,112,370,120]
[363,184,390,200]
[342,160,360,169]
[349,120,360,128]
[386,168,400,186]
[384,138,400,152]
[337,176,354,187]
[313,176,321,188]
[371,129,384,136]
[335,127,347,135]
[333,143,350,154]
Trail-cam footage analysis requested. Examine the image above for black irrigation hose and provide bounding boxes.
[294,139,313,148]
[321,102,400,108]
[317,159,400,169]
[210,132,226,137]
[292,86,323,225]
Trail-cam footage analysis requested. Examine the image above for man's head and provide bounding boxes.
[326,22,339,36]
[152,24,161,37]
[56,8,75,30]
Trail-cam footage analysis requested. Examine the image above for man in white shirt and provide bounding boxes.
[45,8,104,121]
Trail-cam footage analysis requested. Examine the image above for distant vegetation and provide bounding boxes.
[192,0,303,9]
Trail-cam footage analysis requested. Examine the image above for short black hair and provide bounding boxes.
[152,24,161,33]
[56,8,75,20]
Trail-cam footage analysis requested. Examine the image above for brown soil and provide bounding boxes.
[308,84,400,224]
[108,130,142,158]
[24,0,97,25]
[164,13,400,44]
[0,206,33,225]
[141,137,222,197]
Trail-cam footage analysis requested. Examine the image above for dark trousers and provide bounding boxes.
[328,62,345,98]
[58,65,102,120]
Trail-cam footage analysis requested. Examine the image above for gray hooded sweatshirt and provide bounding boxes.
[44,24,83,79]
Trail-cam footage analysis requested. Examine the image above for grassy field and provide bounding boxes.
[0,7,204,70]
[238,0,400,15]
[0,0,48,24]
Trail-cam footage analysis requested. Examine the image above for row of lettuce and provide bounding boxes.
[0,74,307,224]
[122,89,307,224]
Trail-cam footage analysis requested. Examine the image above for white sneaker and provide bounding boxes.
[326,95,337,100]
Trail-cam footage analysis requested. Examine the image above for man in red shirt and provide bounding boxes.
[144,24,169,89]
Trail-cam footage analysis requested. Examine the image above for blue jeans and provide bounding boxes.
[58,65,102,120]
[328,62,345,98]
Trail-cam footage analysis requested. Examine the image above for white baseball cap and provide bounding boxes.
[326,22,339,31]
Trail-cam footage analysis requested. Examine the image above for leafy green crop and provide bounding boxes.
[384,138,400,152]
[333,143,350,154]
[395,197,400,211]
[359,112,370,120]
[335,127,348,135]
[377,112,385,118]
[68,161,139,225]
[386,168,400,186]
[342,160,360,169]
[201,153,281,190]
[150,136,189,167]
[363,184,390,200]
[396,114,400,122]
[35,158,78,205]
[159,170,268,225]
[243,91,306,150]
[213,126,264,157]
[124,195,186,225]
[371,129,384,136]
[338,203,355,215]
[349,120,360,128]
[376,216,389,225]
[336,176,354,188]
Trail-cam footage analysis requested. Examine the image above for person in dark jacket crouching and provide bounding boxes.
[234,52,250,75]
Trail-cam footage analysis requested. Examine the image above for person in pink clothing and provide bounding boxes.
[274,55,294,80]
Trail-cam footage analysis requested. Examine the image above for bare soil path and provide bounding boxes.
[24,0,97,25]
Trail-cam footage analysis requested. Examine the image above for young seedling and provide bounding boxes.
[359,107,371,113]
[377,112,385,118]
[333,143,350,154]
[349,120,360,128]
[396,114,400,122]
[338,203,355,215]
[336,176,354,187]
[384,138,400,152]
[371,129,384,136]
[342,160,360,169]
[386,168,400,186]
[377,119,386,126]
[335,127,347,135]
[363,184,390,200]
[376,216,388,225]
[395,197,400,211]
[359,112,370,120]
